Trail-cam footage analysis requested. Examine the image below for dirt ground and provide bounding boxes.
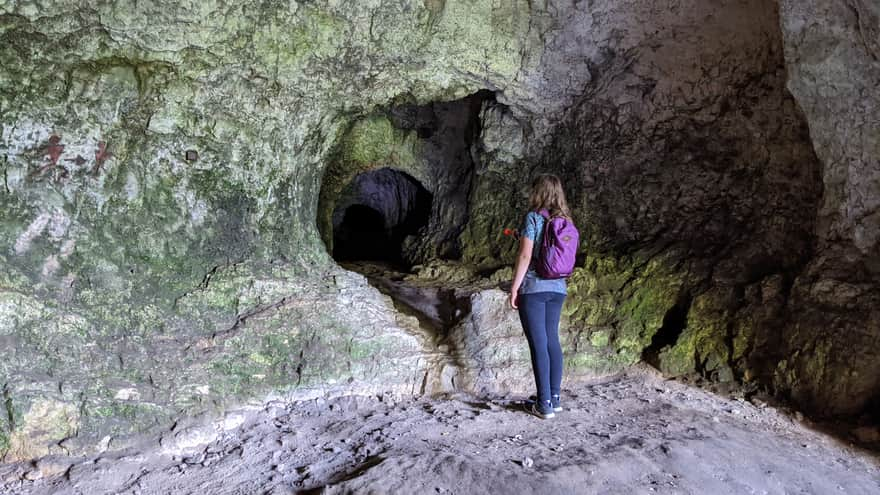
[2,366,878,495]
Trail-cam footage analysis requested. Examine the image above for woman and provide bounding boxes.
[509,174,571,419]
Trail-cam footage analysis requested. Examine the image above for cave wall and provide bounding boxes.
[0,0,543,459]
[461,0,826,389]
[461,0,880,420]
[776,0,880,416]
[549,0,826,389]
[318,91,488,265]
[0,0,876,460]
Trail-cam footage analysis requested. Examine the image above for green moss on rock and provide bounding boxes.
[5,399,79,460]
[0,429,9,459]
[316,115,424,251]
[656,288,736,381]
[251,7,347,73]
[563,251,686,370]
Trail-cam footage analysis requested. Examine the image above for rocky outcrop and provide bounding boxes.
[0,0,545,459]
[318,91,490,265]
[462,0,825,394]
[0,0,876,460]
[781,0,880,255]
[776,0,880,416]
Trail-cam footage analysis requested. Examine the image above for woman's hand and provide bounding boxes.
[509,290,519,310]
[510,234,533,311]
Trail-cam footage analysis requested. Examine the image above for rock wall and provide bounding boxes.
[0,0,876,460]
[777,0,880,416]
[549,0,826,390]
[0,0,544,459]
[462,0,825,397]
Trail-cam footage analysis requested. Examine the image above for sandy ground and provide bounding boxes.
[2,367,878,495]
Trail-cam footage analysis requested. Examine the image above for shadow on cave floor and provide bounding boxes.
[647,372,880,456]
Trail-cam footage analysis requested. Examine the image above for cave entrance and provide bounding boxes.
[317,90,494,270]
[315,92,496,393]
[331,168,432,267]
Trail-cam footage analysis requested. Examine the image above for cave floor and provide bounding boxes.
[2,367,878,495]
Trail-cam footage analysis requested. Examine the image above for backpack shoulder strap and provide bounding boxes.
[537,210,554,247]
[535,210,551,235]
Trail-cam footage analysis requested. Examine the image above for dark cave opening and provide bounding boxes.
[331,168,433,266]
[643,293,693,369]
[318,89,495,269]
[333,204,389,261]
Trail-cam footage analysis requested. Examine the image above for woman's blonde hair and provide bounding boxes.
[528,174,571,218]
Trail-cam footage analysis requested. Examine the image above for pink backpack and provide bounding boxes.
[536,210,579,279]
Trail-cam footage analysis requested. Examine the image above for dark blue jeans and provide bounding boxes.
[517,292,566,403]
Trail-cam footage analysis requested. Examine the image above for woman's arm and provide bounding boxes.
[509,236,534,309]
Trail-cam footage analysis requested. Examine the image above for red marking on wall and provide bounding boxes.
[30,134,65,178]
[91,141,111,176]
[47,135,64,164]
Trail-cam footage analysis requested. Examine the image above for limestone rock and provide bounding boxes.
[0,0,878,459]
[776,0,880,416]
[780,0,880,256]
[447,289,531,395]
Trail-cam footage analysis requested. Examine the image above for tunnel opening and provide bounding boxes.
[642,293,693,370]
[331,168,433,267]
[317,90,495,270]
[316,91,495,376]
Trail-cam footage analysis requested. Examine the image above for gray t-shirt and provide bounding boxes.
[518,211,567,295]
